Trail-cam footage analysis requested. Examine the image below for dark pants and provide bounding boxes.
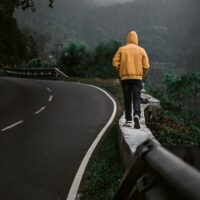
[121,79,143,121]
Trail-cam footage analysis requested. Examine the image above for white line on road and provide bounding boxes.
[48,95,53,102]
[34,106,46,115]
[1,120,24,132]
[66,83,117,200]
[46,87,52,93]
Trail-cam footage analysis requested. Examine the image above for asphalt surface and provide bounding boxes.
[0,77,114,200]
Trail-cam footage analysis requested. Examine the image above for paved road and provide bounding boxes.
[0,77,115,200]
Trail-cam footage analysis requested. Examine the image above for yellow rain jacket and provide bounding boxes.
[112,31,150,80]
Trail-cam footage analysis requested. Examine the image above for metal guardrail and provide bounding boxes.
[54,68,69,79]
[3,67,69,79]
[114,139,200,200]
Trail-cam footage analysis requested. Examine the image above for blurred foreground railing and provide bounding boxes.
[3,67,69,80]
[114,139,200,200]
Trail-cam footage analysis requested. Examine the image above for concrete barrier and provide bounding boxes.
[118,89,160,169]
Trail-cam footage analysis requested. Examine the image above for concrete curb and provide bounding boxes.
[119,90,160,169]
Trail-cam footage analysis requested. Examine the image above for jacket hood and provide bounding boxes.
[127,31,138,45]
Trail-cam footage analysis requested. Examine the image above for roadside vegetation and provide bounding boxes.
[146,71,200,146]
[59,40,120,79]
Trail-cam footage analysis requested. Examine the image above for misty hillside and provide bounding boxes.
[15,0,95,52]
[15,0,200,72]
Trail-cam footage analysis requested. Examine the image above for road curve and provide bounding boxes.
[0,77,116,200]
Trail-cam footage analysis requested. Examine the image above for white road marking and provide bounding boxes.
[66,83,117,200]
[46,87,52,93]
[1,120,24,132]
[34,106,46,115]
[48,95,53,102]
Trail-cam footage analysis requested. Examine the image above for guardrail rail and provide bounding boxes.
[114,139,200,200]
[3,67,69,80]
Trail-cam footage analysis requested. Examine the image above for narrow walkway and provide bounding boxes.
[118,89,160,168]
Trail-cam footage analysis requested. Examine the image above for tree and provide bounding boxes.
[13,0,53,11]
[60,40,121,78]
[61,41,90,77]
[0,0,53,66]
[0,0,28,65]
[93,40,121,78]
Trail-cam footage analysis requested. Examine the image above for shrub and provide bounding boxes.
[60,41,91,77]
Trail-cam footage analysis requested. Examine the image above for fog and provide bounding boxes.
[92,0,135,6]
[39,0,135,9]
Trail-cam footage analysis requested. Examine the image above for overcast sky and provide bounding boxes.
[92,0,135,6]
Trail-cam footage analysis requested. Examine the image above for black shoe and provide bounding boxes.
[134,115,140,129]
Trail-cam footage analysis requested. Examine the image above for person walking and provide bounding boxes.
[112,31,150,128]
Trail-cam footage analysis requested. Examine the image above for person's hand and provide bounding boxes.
[142,75,147,81]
